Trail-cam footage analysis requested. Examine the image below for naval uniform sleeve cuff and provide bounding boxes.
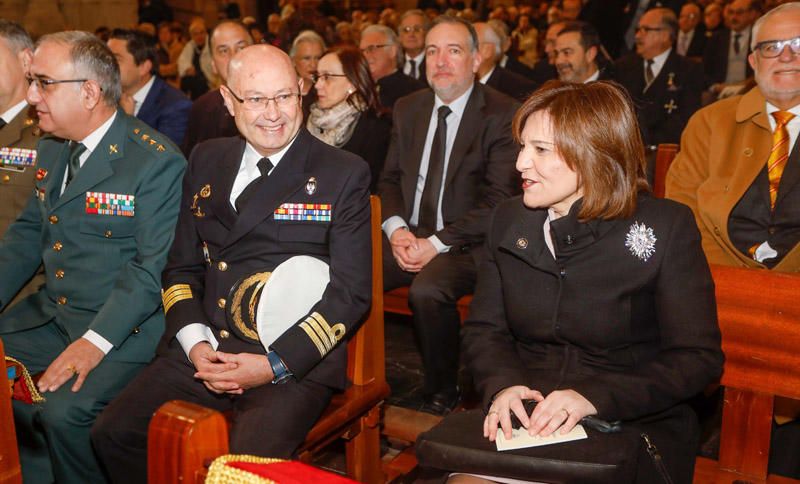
[82,330,114,355]
[176,323,220,360]
[382,216,409,239]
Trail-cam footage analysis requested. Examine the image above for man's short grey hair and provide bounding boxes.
[487,19,510,44]
[362,24,403,66]
[398,9,431,33]
[651,7,679,42]
[752,2,800,49]
[36,31,121,106]
[289,30,326,58]
[0,19,33,53]
[478,22,503,58]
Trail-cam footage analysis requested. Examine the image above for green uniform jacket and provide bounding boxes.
[0,105,44,306]
[0,110,186,363]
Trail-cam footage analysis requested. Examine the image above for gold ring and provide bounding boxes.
[67,365,77,374]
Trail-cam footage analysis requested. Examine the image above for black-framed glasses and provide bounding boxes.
[311,72,348,83]
[754,36,800,58]
[360,44,391,55]
[26,76,88,92]
[401,25,425,34]
[635,26,666,34]
[224,86,300,111]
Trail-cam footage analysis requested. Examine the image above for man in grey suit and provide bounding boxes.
[378,16,519,415]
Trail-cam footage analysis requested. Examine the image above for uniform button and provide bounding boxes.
[219,329,230,339]
[55,269,65,279]
[104,230,112,238]
[217,261,228,271]
[564,235,575,245]
[217,298,226,309]
[49,215,58,224]
[57,296,67,305]
[2,175,10,183]
[53,241,63,252]
[559,267,566,277]
[714,226,721,235]
[132,327,140,334]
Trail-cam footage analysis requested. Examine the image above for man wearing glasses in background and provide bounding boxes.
[92,44,372,483]
[0,31,185,483]
[667,4,800,477]
[398,9,429,81]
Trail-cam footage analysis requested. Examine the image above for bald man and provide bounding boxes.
[92,44,372,483]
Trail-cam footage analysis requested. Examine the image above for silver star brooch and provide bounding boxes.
[625,222,657,262]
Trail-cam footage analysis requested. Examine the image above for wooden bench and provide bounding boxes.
[1,339,22,484]
[693,265,800,484]
[147,195,390,484]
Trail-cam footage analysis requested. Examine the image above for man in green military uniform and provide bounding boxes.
[0,20,43,307]
[0,31,186,483]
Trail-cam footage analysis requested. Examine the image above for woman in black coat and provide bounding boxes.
[307,45,390,193]
[453,81,724,484]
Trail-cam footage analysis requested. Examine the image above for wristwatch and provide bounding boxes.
[267,351,293,384]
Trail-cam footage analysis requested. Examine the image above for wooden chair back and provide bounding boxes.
[695,265,800,483]
[148,195,389,484]
[653,143,679,198]
[1,338,23,484]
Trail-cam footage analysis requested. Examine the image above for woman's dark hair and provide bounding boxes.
[512,80,648,220]
[327,45,381,113]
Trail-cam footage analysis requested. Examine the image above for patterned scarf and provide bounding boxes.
[306,99,364,148]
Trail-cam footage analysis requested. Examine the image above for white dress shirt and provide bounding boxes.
[175,135,298,358]
[131,75,155,117]
[0,99,28,125]
[382,84,474,253]
[676,29,695,57]
[403,51,426,79]
[645,48,671,83]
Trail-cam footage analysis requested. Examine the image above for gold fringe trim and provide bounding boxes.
[206,454,284,484]
[5,356,45,403]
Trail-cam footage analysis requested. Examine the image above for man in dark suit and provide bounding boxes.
[615,6,703,178]
[554,21,613,83]
[92,44,372,483]
[475,22,536,102]
[486,19,535,79]
[108,29,191,146]
[378,16,519,415]
[0,31,185,484]
[531,21,565,86]
[0,21,43,308]
[399,9,429,82]
[702,0,760,92]
[360,24,424,112]
[621,0,685,54]
[676,2,707,58]
[181,20,252,155]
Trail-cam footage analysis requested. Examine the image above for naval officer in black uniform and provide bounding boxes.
[92,44,372,484]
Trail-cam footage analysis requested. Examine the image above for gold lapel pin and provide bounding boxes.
[516,237,528,249]
[157,145,165,152]
[305,177,317,195]
[200,184,211,198]
[109,144,118,154]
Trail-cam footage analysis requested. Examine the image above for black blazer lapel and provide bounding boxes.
[210,139,245,230]
[403,92,435,217]
[223,129,311,247]
[497,206,559,275]
[444,84,483,189]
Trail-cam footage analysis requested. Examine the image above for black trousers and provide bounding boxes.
[382,236,478,395]
[91,354,332,484]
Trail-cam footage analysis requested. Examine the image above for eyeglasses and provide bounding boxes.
[225,87,300,111]
[635,26,666,34]
[311,72,348,83]
[755,36,800,58]
[26,76,88,92]
[360,44,390,55]
[400,25,425,34]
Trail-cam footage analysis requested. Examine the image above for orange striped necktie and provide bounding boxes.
[767,111,796,210]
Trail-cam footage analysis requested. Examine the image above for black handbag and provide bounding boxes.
[416,406,697,484]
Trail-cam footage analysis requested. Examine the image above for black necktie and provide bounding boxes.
[0,119,6,130]
[65,142,86,187]
[417,105,451,237]
[235,157,273,213]
[644,59,655,90]
[409,59,417,79]
[733,33,742,55]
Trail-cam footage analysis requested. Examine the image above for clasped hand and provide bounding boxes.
[190,342,273,395]
[483,385,598,442]
[390,228,438,272]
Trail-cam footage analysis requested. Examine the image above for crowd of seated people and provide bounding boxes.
[0,0,798,481]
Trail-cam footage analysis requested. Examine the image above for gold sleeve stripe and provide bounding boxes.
[305,315,334,352]
[162,284,193,314]
[310,312,346,345]
[299,322,327,357]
